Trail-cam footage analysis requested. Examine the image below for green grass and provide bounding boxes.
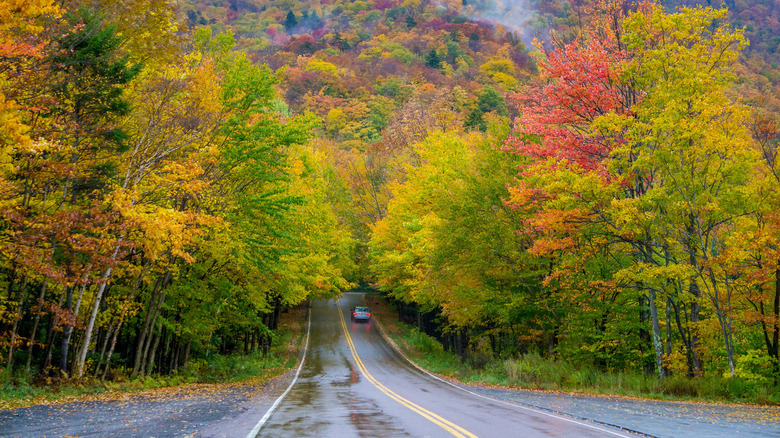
[0,348,292,410]
[0,307,307,410]
[182,350,287,384]
[0,372,113,410]
[388,325,463,375]
[387,321,780,406]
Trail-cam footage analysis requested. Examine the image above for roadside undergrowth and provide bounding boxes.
[0,303,308,411]
[367,296,780,406]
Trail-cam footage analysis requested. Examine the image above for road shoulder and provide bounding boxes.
[365,295,780,438]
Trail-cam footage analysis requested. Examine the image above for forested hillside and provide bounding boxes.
[0,0,353,382]
[1,0,779,397]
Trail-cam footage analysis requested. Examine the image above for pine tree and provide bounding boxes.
[310,11,321,28]
[425,49,441,69]
[284,10,297,30]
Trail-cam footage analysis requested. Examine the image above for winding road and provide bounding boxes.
[1,292,779,437]
[255,295,633,437]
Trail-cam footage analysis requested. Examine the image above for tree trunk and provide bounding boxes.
[101,319,124,380]
[456,331,464,361]
[705,268,736,378]
[132,275,164,375]
[684,215,703,377]
[171,337,180,373]
[6,276,29,370]
[26,282,48,373]
[261,327,270,356]
[771,267,780,381]
[67,278,91,372]
[60,286,75,374]
[101,286,145,379]
[272,295,281,330]
[665,297,673,375]
[5,266,17,301]
[99,322,113,363]
[163,332,173,374]
[43,286,66,372]
[99,266,147,379]
[547,324,558,358]
[669,292,695,370]
[75,254,118,378]
[182,339,191,369]
[138,287,166,376]
[638,293,653,374]
[688,281,703,377]
[145,323,163,375]
[647,288,666,377]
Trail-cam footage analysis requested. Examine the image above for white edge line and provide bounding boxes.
[245,302,312,438]
[370,311,638,438]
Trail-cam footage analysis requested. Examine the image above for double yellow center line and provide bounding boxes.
[337,302,478,438]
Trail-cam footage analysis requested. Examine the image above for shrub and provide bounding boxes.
[663,375,700,397]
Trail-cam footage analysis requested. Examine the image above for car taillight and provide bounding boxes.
[366,313,371,316]
[352,312,357,315]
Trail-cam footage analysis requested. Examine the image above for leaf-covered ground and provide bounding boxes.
[0,374,296,437]
[0,304,308,437]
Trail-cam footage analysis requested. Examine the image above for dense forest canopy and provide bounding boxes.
[1,0,778,392]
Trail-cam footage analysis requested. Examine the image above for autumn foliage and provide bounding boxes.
[1,0,779,398]
[369,1,780,389]
[0,3,352,381]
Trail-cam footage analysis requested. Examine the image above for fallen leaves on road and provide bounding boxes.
[0,368,289,412]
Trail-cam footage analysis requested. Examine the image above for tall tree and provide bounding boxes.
[506,4,756,377]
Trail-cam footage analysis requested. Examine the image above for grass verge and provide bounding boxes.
[366,296,780,406]
[0,302,308,411]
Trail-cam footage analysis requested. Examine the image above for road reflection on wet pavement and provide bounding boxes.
[257,294,632,438]
[4,293,773,437]
[258,298,412,437]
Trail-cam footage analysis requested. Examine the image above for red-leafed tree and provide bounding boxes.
[506,3,762,380]
[505,31,634,171]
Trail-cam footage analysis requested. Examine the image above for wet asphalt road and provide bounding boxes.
[0,377,288,438]
[257,294,633,437]
[468,387,780,437]
[1,292,779,437]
